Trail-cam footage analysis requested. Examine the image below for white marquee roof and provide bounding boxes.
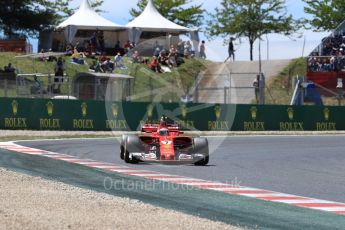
[126,0,191,32]
[57,0,125,30]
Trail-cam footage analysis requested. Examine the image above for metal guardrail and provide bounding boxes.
[194,72,265,105]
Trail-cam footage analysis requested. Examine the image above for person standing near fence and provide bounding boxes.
[224,37,235,62]
[199,40,206,59]
[54,57,65,93]
[253,75,260,104]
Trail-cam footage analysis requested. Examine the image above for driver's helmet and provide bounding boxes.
[159,128,169,136]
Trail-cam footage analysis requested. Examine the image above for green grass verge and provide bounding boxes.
[265,58,307,105]
[265,58,344,106]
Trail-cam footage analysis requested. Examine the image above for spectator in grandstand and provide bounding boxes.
[82,40,90,54]
[330,56,336,71]
[47,49,57,62]
[132,50,140,63]
[98,31,105,53]
[90,32,98,53]
[158,50,171,67]
[101,58,114,73]
[168,45,178,67]
[307,32,345,72]
[114,52,124,69]
[184,40,192,58]
[31,76,42,94]
[308,56,330,72]
[99,53,108,63]
[38,49,48,62]
[132,50,149,64]
[307,57,317,71]
[89,60,103,73]
[149,56,163,73]
[124,41,133,53]
[153,47,160,57]
[75,42,83,52]
[71,48,85,65]
[176,41,184,58]
[66,43,74,55]
[4,63,15,73]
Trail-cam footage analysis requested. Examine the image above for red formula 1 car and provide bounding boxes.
[120,120,209,166]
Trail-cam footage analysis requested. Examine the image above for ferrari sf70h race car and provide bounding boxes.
[120,121,209,166]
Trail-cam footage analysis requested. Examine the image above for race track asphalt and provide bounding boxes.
[3,148,345,229]
[18,135,345,203]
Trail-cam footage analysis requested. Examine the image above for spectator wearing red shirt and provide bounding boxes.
[149,56,163,73]
[124,41,133,53]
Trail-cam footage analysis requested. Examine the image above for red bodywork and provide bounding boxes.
[139,123,193,161]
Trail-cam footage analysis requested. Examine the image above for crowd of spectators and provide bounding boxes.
[320,33,345,56]
[42,29,206,75]
[0,63,16,80]
[1,63,15,73]
[143,40,200,74]
[308,32,345,72]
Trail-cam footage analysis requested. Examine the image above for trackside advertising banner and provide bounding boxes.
[0,98,344,131]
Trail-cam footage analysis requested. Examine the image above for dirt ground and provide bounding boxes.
[0,168,242,230]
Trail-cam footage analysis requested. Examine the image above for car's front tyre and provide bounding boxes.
[193,137,209,166]
[124,135,142,164]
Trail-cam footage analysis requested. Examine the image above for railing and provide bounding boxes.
[194,72,265,105]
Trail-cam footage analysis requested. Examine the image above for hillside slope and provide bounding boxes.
[197,60,292,104]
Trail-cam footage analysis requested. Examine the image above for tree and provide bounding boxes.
[207,0,301,61]
[0,0,104,38]
[0,0,55,38]
[130,0,204,28]
[303,0,345,31]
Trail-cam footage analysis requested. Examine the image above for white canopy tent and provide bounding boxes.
[126,0,200,55]
[126,0,190,33]
[57,0,126,44]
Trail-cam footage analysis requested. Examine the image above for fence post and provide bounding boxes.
[194,74,199,103]
[259,73,265,104]
[229,73,232,104]
[224,87,227,104]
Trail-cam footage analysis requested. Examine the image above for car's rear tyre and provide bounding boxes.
[193,137,209,166]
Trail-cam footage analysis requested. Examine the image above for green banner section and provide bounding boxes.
[0,98,344,131]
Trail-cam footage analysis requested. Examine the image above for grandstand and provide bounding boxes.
[306,21,345,91]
